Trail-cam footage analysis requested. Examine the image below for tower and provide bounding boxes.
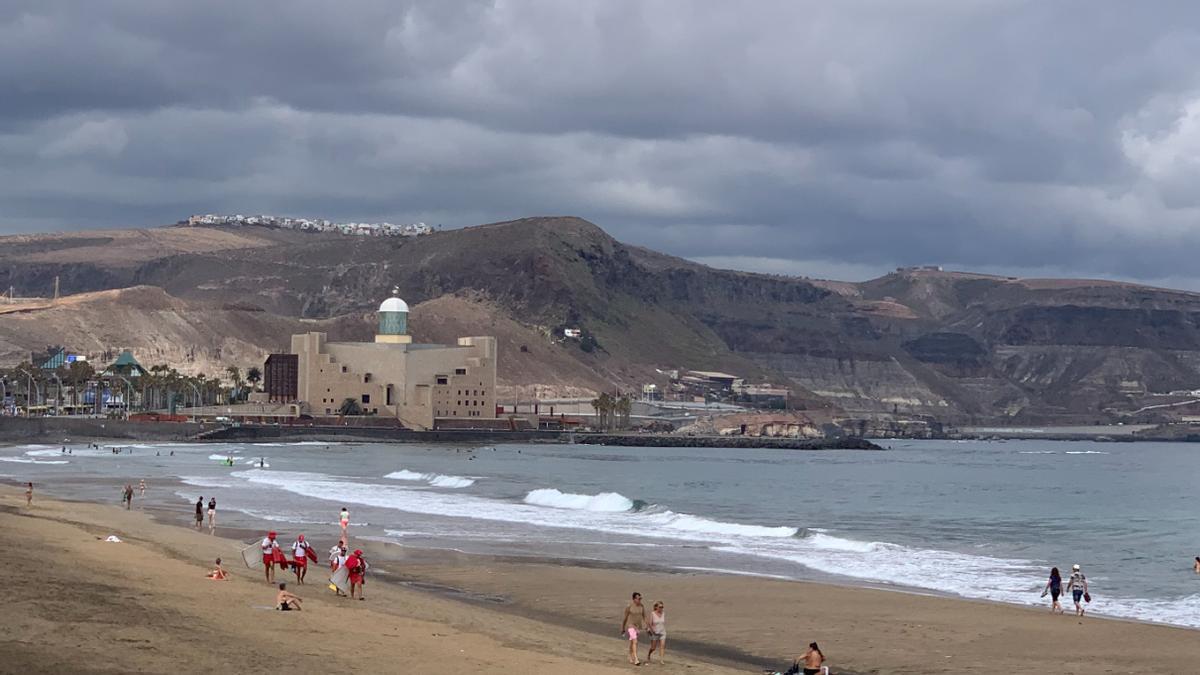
[375,287,412,344]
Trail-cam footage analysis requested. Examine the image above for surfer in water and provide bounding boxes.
[1194,556,1200,574]
[339,507,350,537]
[207,497,217,533]
[261,531,282,583]
[291,534,313,584]
[276,583,302,611]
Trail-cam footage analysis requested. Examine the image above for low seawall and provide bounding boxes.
[198,424,571,445]
[0,417,212,443]
[576,434,882,450]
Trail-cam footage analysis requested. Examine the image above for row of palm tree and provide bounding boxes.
[1,361,266,414]
[590,391,633,430]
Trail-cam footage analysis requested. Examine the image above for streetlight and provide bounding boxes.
[185,380,202,412]
[111,375,135,419]
[14,368,40,417]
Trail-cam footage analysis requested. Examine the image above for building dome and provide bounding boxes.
[379,296,409,313]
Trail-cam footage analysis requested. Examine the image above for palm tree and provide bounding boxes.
[615,394,633,429]
[225,365,244,403]
[338,398,363,416]
[246,366,262,391]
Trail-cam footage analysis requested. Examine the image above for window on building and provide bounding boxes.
[372,408,378,414]
[362,394,371,404]
[364,374,372,383]
[436,377,448,385]
[325,408,331,415]
[341,365,348,373]
[386,384,394,406]
[455,368,466,375]
[457,400,461,406]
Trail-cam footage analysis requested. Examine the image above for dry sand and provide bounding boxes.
[2,488,1198,674]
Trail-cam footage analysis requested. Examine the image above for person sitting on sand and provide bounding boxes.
[25,482,33,508]
[786,642,826,675]
[206,558,228,580]
[646,600,666,664]
[621,592,647,665]
[276,583,302,611]
[1066,564,1089,616]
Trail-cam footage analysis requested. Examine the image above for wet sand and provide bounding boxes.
[3,487,1199,674]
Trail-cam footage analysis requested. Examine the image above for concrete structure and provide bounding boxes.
[288,291,497,430]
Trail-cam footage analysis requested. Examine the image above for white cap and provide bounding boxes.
[1072,564,1080,570]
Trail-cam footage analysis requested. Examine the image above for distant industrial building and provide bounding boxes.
[278,290,497,430]
[263,353,299,403]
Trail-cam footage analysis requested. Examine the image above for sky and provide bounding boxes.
[3,1,1200,287]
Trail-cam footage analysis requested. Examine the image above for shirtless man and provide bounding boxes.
[276,583,302,611]
[620,592,647,666]
[793,642,826,675]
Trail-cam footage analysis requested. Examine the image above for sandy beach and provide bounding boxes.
[2,486,1198,674]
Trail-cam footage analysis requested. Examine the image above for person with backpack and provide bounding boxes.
[345,548,368,600]
[291,534,314,584]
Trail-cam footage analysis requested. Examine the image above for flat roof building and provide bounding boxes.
[289,290,497,430]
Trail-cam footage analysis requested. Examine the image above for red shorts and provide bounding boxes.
[262,554,273,566]
[293,557,307,567]
[349,573,364,585]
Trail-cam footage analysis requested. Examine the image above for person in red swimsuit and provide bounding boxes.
[260,531,281,583]
[345,549,367,600]
[291,534,312,584]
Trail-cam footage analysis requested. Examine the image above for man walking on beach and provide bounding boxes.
[1067,564,1089,617]
[261,531,282,583]
[194,497,204,530]
[621,592,647,666]
[207,497,217,533]
[291,534,313,584]
[123,484,134,510]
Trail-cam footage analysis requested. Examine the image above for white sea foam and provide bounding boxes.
[1018,451,1056,454]
[524,488,633,512]
[384,470,475,488]
[208,454,238,461]
[1065,450,1109,455]
[0,457,68,465]
[179,476,240,489]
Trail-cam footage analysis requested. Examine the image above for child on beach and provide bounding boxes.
[276,583,302,611]
[206,558,228,580]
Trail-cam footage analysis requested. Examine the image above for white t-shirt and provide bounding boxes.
[292,541,309,558]
[261,537,276,554]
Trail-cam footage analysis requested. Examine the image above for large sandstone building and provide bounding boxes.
[282,291,497,430]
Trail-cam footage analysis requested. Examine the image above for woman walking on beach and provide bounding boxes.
[207,497,217,533]
[1066,564,1089,617]
[621,592,647,666]
[646,600,666,664]
[139,479,146,497]
[25,482,33,507]
[1042,567,1064,614]
[339,507,350,537]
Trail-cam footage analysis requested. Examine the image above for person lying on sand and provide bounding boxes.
[277,583,302,611]
[206,558,228,580]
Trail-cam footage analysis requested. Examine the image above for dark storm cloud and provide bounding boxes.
[4,1,1200,286]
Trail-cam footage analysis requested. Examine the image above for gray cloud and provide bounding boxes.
[3,1,1200,286]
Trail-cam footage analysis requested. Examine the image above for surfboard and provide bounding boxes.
[241,542,264,569]
[329,565,350,594]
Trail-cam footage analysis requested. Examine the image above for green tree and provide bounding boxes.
[246,366,262,391]
[338,397,363,416]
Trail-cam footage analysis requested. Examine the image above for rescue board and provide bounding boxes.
[240,542,264,569]
[329,565,350,594]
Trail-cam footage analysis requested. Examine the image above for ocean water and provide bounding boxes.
[5,438,1200,628]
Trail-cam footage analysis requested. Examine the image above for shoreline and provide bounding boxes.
[6,485,1200,673]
